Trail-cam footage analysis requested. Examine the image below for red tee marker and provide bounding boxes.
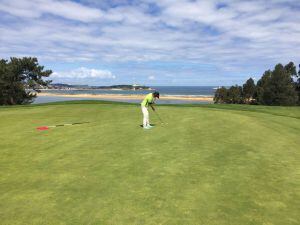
[37,126,49,131]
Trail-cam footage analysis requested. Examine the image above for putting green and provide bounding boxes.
[0,101,299,225]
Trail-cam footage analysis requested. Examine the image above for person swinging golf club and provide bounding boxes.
[141,91,159,129]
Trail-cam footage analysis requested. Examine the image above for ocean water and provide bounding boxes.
[34,86,216,104]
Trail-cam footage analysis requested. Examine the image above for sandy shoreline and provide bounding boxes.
[37,93,214,102]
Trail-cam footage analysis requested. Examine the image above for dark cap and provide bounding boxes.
[153,91,160,98]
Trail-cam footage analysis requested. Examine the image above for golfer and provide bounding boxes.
[141,91,159,129]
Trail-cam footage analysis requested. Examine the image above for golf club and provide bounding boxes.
[154,110,167,125]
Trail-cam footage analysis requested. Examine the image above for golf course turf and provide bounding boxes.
[0,101,299,225]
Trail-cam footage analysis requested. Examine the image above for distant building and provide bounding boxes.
[132,84,140,90]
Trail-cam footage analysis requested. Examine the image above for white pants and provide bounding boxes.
[141,106,149,127]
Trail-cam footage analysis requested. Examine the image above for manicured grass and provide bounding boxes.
[0,101,299,225]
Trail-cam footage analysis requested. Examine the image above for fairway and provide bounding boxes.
[0,101,299,225]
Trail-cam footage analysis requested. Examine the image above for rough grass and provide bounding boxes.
[0,101,299,225]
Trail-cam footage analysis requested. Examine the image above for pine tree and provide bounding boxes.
[228,85,243,104]
[256,70,272,105]
[242,78,256,104]
[269,64,298,105]
[0,57,52,105]
[256,64,298,106]
[214,86,228,103]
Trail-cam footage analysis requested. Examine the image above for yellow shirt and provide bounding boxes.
[141,93,154,107]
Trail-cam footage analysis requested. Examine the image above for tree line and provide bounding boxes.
[0,57,52,105]
[214,62,300,106]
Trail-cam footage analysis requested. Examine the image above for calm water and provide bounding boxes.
[34,86,216,104]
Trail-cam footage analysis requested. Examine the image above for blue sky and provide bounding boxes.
[0,0,299,86]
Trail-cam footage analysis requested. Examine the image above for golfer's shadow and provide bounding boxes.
[139,124,156,127]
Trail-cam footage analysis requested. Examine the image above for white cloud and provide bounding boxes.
[52,67,116,79]
[0,0,300,85]
[148,75,155,80]
[0,0,103,22]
